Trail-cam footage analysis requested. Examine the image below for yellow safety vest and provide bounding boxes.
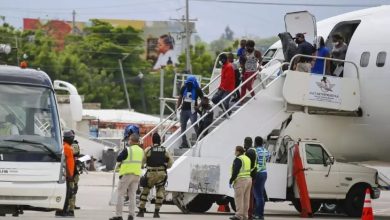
[119,144,144,176]
[0,122,12,136]
[232,154,251,183]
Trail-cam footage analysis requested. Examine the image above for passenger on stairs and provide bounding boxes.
[240,40,262,101]
[293,33,315,72]
[196,97,214,139]
[311,36,331,75]
[212,53,236,112]
[228,53,241,103]
[331,33,348,77]
[176,75,204,148]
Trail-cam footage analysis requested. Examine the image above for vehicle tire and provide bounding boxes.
[186,194,215,213]
[320,203,337,213]
[344,185,366,217]
[292,199,321,214]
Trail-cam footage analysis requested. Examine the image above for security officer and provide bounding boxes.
[70,130,81,210]
[137,133,173,218]
[110,134,144,220]
[229,146,252,220]
[55,130,76,217]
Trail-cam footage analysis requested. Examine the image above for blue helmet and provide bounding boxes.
[123,124,140,139]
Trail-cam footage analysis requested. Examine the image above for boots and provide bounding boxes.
[136,208,145,217]
[153,209,160,218]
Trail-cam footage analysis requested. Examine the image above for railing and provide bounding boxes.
[195,61,288,157]
[289,54,360,78]
[164,60,286,152]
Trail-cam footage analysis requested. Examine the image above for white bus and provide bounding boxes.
[0,66,81,216]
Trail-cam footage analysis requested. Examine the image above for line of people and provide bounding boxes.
[229,136,270,220]
[293,32,348,76]
[176,40,263,148]
[110,125,173,220]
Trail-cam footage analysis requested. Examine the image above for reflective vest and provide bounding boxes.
[256,147,268,172]
[0,122,12,136]
[232,155,251,182]
[119,144,144,176]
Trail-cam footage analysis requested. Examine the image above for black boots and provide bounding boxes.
[136,208,145,217]
[153,209,160,218]
[136,208,159,218]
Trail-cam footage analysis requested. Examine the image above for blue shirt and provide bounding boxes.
[256,146,270,172]
[311,46,330,74]
[237,48,245,58]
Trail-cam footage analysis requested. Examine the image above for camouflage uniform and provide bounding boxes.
[68,140,81,211]
[139,144,173,212]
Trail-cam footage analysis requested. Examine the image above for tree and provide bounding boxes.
[223,26,234,41]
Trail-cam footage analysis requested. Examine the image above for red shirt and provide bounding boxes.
[219,62,236,92]
[63,142,75,178]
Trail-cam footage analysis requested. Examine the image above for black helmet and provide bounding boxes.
[63,130,75,144]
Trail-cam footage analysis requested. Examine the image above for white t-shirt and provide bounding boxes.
[153,50,179,70]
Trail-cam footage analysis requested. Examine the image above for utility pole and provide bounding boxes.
[118,57,131,110]
[185,0,191,73]
[72,10,76,34]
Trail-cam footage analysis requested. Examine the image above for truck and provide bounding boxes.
[0,65,81,216]
[265,135,380,217]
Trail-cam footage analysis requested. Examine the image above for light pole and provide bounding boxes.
[118,53,131,111]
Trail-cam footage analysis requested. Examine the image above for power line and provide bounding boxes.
[191,0,381,8]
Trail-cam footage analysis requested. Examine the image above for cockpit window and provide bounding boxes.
[360,52,370,67]
[376,51,386,67]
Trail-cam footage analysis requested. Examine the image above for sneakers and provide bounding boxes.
[127,215,134,220]
[109,216,123,220]
[229,216,241,220]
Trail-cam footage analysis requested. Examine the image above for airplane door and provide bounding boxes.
[285,11,317,45]
[302,143,340,197]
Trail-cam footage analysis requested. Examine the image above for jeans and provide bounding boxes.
[212,89,231,111]
[180,109,198,147]
[253,172,267,217]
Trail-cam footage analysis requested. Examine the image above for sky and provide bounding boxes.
[0,0,389,42]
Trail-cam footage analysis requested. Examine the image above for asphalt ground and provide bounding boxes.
[2,172,389,220]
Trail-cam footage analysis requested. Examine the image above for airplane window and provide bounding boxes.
[360,52,370,67]
[376,51,386,67]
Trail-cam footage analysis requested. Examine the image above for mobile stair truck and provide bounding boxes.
[0,65,82,216]
[139,11,390,218]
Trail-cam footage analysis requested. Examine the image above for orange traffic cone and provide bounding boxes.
[361,188,374,220]
[217,204,230,212]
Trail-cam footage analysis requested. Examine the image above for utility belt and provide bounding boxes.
[146,166,166,172]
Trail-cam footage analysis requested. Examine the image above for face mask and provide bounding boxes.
[332,42,338,47]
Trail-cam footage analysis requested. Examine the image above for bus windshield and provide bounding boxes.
[0,84,61,161]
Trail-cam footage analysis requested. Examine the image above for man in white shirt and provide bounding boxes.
[153,34,179,70]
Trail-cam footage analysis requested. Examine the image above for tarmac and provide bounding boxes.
[2,172,390,220]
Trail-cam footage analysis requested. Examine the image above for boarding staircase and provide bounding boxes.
[141,55,365,211]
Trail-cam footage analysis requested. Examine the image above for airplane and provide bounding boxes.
[262,5,390,164]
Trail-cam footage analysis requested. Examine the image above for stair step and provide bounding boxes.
[173,147,190,157]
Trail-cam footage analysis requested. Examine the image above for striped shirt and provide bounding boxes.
[256,146,270,172]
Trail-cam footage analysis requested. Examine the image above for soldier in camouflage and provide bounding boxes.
[70,133,81,211]
[137,133,173,218]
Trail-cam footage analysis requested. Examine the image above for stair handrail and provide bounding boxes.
[195,61,288,157]
[164,66,265,150]
[289,54,360,78]
[141,72,223,143]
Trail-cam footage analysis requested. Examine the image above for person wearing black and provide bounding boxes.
[196,97,214,139]
[137,133,173,218]
[176,75,203,148]
[294,33,315,72]
[244,137,258,220]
